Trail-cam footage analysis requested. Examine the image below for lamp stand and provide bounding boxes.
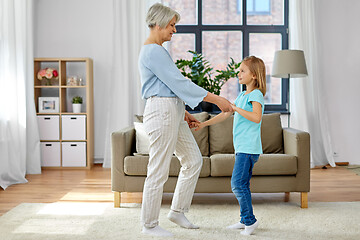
[272,50,308,128]
[287,73,290,128]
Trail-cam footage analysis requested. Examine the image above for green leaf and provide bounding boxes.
[175,50,241,95]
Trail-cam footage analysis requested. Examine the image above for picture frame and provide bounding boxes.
[38,97,59,113]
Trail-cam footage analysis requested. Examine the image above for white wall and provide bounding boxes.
[314,0,360,164]
[34,0,113,160]
[34,0,360,165]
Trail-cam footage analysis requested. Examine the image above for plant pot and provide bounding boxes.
[201,101,213,112]
[212,103,221,113]
[186,102,201,112]
[72,103,82,113]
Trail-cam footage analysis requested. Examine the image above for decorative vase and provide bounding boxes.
[72,103,82,113]
[44,78,52,86]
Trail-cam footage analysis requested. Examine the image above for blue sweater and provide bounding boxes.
[138,44,208,109]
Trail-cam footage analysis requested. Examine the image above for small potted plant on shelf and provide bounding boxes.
[72,96,83,113]
[37,68,59,86]
[175,50,241,112]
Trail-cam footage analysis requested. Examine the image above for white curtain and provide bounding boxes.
[289,0,335,167]
[102,0,147,168]
[0,0,41,190]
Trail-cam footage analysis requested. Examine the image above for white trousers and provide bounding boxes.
[141,97,203,228]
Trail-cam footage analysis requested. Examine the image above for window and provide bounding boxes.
[245,0,271,16]
[165,0,289,112]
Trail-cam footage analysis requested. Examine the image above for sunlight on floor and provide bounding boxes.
[60,192,113,201]
[10,203,110,235]
[37,202,108,215]
[13,218,95,235]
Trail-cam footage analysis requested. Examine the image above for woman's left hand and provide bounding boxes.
[185,111,200,128]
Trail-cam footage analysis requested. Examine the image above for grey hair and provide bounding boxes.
[146,3,180,29]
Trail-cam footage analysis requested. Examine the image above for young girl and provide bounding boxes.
[195,56,266,236]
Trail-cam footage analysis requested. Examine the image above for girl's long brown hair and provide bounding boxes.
[242,56,267,96]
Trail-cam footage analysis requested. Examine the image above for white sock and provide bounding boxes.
[241,221,259,236]
[226,222,245,229]
[167,210,199,229]
[141,226,173,237]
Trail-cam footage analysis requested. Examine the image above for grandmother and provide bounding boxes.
[138,3,233,237]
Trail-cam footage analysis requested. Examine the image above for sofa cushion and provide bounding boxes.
[261,113,284,153]
[133,112,209,156]
[209,113,283,154]
[134,122,150,155]
[210,154,297,176]
[209,114,234,155]
[190,112,209,156]
[134,114,144,122]
[253,154,297,175]
[210,154,235,177]
[124,156,210,177]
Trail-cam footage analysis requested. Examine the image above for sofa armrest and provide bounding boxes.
[283,128,310,191]
[111,126,135,192]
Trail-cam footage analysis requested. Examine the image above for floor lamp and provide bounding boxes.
[271,50,308,128]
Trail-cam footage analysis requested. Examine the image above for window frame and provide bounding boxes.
[175,0,289,113]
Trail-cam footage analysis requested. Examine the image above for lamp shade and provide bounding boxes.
[272,50,308,78]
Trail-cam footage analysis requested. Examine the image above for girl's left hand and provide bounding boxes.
[194,122,205,131]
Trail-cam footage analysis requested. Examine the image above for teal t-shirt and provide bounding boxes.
[233,89,264,154]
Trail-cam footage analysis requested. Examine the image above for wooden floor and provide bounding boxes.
[1,164,360,216]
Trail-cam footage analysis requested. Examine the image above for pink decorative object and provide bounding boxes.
[37,68,59,85]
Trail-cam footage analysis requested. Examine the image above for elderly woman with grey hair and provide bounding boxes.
[138,3,233,237]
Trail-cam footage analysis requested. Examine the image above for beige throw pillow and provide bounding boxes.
[190,112,209,156]
[134,115,143,123]
[133,112,209,156]
[208,113,284,154]
[209,114,235,154]
[261,113,284,153]
[134,122,150,155]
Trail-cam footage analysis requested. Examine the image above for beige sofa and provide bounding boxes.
[111,112,310,208]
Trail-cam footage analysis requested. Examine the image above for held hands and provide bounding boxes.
[217,97,233,112]
[230,103,237,112]
[184,111,207,131]
[203,92,233,113]
[185,97,236,131]
[194,101,236,131]
[184,111,200,128]
[194,122,205,131]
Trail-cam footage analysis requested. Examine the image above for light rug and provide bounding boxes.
[0,202,359,240]
[346,165,360,176]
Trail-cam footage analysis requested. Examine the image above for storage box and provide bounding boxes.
[61,115,86,140]
[37,115,60,140]
[40,142,61,167]
[62,142,86,167]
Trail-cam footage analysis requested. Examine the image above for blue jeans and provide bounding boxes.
[231,152,259,226]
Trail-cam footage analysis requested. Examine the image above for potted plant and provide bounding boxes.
[72,96,83,113]
[176,50,241,112]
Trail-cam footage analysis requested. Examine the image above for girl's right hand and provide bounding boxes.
[231,103,237,111]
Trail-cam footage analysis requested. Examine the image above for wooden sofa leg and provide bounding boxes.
[301,192,308,208]
[114,192,121,208]
[285,192,290,202]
